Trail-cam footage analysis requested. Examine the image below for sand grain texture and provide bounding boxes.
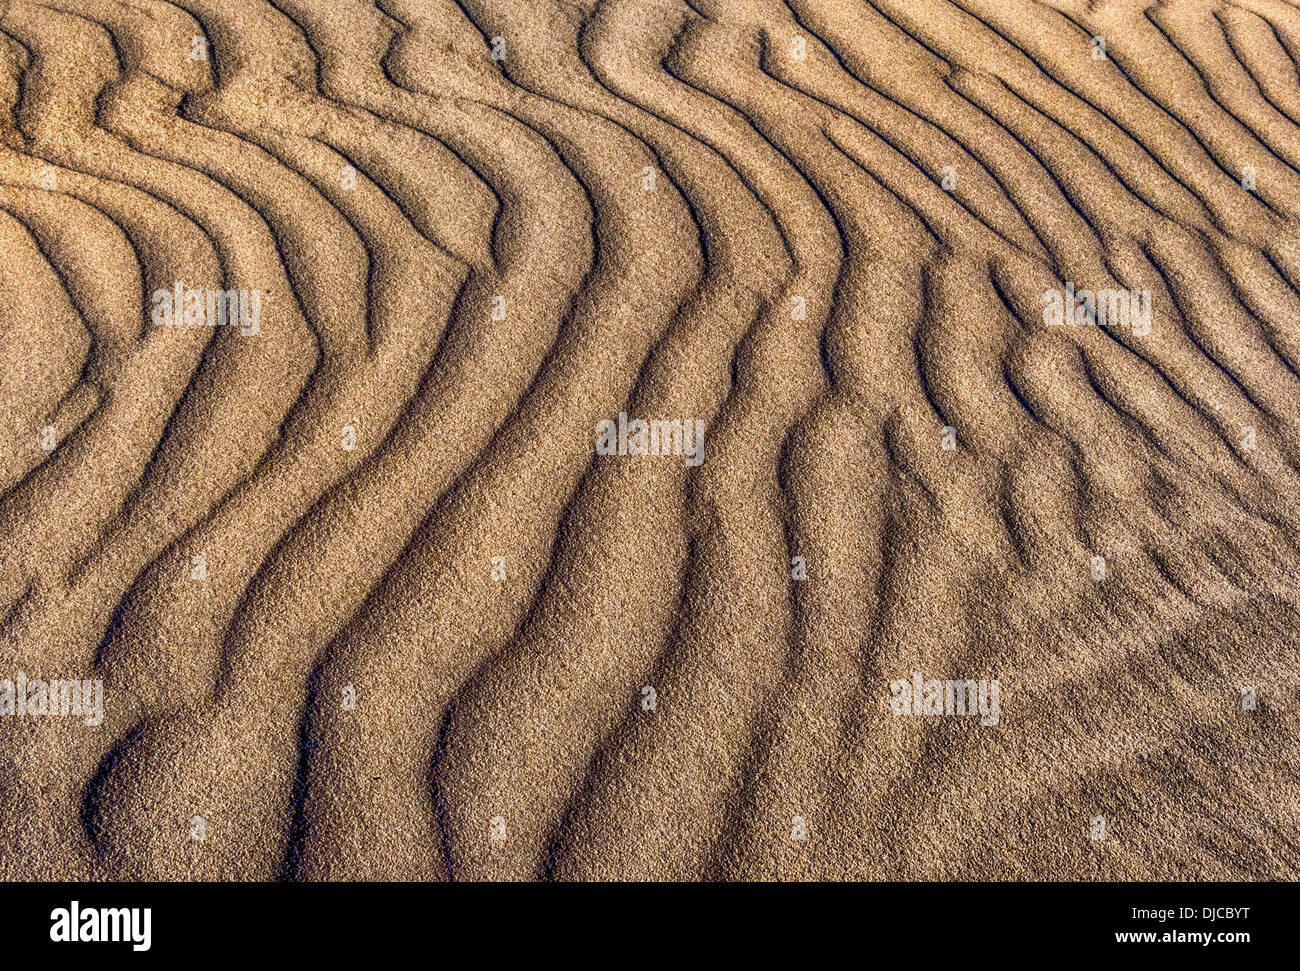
[1,0,1299,881]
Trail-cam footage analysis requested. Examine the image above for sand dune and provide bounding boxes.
[1,0,1299,881]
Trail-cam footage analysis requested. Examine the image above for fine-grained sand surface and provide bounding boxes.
[2,0,1299,881]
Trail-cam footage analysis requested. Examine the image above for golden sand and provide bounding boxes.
[1,0,1299,881]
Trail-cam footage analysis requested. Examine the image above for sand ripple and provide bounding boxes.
[1,0,1299,880]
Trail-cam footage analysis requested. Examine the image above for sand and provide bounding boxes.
[0,0,1298,881]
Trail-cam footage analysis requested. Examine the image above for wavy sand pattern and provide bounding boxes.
[1,0,1299,881]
